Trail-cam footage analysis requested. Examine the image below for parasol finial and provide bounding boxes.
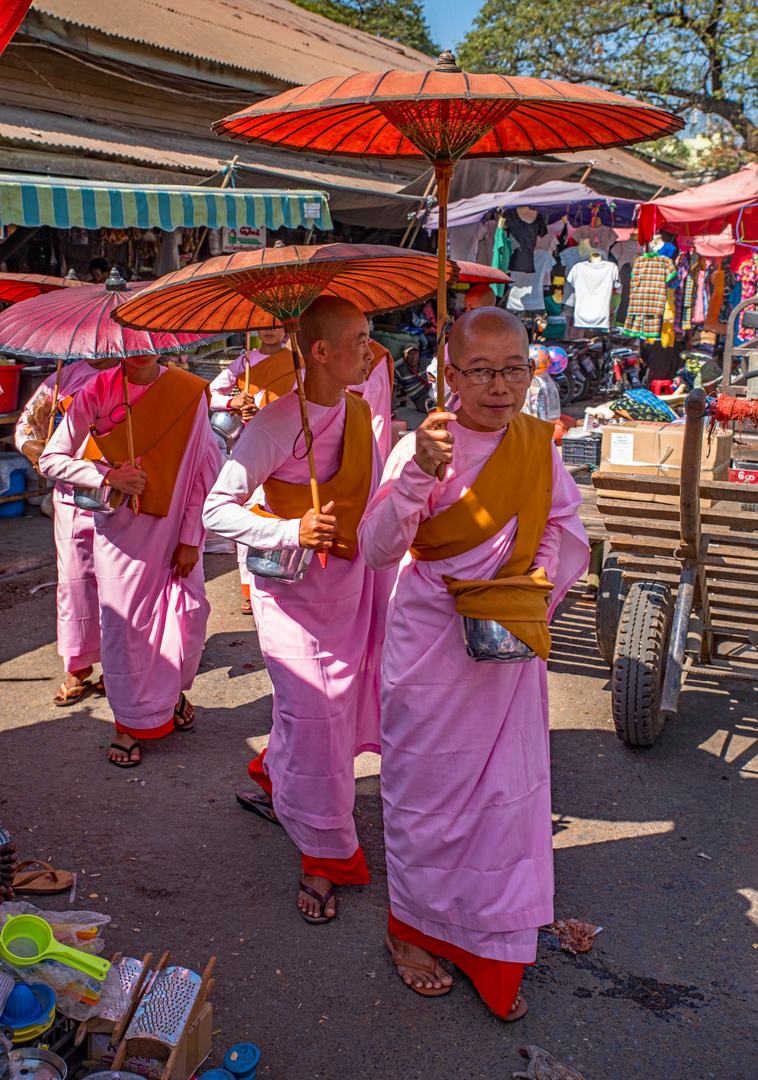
[104,268,128,292]
[63,269,79,285]
[274,241,286,248]
[435,50,462,73]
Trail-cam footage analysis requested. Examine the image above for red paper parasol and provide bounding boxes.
[213,50,682,414]
[0,268,222,445]
[455,262,512,286]
[0,269,82,305]
[116,242,457,563]
[113,243,452,335]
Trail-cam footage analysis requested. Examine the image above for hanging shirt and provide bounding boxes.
[571,224,617,255]
[505,250,553,312]
[504,209,547,273]
[622,253,677,340]
[567,260,620,329]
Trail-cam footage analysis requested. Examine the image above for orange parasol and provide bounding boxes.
[115,241,457,563]
[0,269,82,305]
[212,50,683,415]
[455,262,512,286]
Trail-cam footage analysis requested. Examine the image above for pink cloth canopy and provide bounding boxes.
[638,163,758,245]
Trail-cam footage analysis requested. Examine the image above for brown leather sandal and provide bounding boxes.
[385,934,452,997]
[486,986,528,1021]
[53,679,91,707]
[299,880,335,924]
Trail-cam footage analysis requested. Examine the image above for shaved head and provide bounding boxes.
[464,284,497,311]
[448,307,528,366]
[299,296,365,361]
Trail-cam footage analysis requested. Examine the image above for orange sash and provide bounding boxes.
[59,393,100,459]
[411,412,556,659]
[236,347,296,404]
[251,392,373,561]
[85,368,210,519]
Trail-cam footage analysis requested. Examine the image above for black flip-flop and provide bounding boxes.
[109,741,141,769]
[236,789,282,826]
[173,692,195,732]
[299,880,335,924]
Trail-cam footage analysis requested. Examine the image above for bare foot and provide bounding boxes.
[108,734,141,766]
[53,666,93,704]
[386,931,453,992]
[298,874,336,920]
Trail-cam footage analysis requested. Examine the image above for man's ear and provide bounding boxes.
[312,337,329,365]
[444,364,456,391]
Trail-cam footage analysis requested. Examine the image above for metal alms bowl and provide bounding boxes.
[246,546,312,583]
[72,487,117,514]
[462,617,537,663]
[210,410,244,449]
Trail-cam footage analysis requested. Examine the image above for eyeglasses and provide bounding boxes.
[449,362,532,385]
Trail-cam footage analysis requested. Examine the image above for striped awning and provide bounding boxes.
[0,173,332,231]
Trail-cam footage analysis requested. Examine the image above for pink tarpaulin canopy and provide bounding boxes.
[638,163,758,245]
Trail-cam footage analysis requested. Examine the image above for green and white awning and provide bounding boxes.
[0,173,332,232]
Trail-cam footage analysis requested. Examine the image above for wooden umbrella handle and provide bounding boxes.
[289,328,327,568]
[434,161,454,480]
[244,332,251,393]
[120,360,139,513]
[45,357,65,445]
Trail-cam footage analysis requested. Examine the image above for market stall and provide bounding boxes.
[0,173,332,281]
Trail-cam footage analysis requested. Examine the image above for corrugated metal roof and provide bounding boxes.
[552,149,686,192]
[28,0,435,84]
[0,107,413,197]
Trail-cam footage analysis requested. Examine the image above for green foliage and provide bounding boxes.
[457,0,758,152]
[291,0,439,56]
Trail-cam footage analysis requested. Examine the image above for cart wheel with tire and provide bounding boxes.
[595,551,629,665]
[592,388,758,747]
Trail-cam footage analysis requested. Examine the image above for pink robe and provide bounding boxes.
[39,366,222,735]
[208,345,290,411]
[347,351,392,462]
[203,390,388,861]
[15,362,105,672]
[358,421,589,963]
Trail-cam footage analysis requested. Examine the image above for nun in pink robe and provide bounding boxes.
[15,361,110,689]
[358,415,588,1015]
[39,365,221,738]
[203,390,388,884]
[346,342,393,462]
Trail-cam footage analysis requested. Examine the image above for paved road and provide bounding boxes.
[0,513,755,1079]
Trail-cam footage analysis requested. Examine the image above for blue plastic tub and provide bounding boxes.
[0,469,25,518]
[224,1044,261,1080]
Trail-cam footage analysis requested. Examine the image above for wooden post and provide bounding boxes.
[244,331,251,393]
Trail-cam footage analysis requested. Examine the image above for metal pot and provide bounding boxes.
[210,410,244,450]
[246,546,312,584]
[72,487,117,514]
[8,1049,67,1080]
[462,617,537,663]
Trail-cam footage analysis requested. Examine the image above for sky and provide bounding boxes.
[422,0,483,52]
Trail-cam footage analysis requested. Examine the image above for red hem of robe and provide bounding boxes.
[115,717,175,740]
[241,583,250,599]
[388,910,524,1017]
[301,847,370,886]
[248,749,272,795]
[249,752,369,884]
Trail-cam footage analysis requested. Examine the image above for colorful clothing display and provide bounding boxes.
[622,252,677,340]
[737,253,758,341]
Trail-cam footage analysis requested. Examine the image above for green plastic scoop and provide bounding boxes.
[0,914,111,982]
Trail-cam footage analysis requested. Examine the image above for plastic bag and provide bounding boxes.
[0,900,109,953]
[0,902,123,1020]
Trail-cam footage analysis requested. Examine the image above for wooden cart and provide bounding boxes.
[592,387,758,746]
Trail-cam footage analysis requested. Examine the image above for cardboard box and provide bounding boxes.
[598,421,733,506]
[89,1003,212,1080]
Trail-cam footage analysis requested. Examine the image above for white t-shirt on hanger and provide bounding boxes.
[567,259,621,329]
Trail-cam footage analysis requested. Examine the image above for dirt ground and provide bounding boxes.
[1,507,756,1080]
